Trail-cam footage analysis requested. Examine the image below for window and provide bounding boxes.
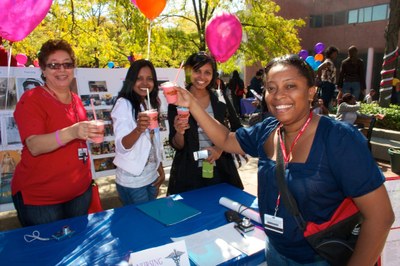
[372,4,387,21]
[348,9,358,23]
[334,11,346,25]
[363,7,372,22]
[323,14,333,27]
[310,15,322,28]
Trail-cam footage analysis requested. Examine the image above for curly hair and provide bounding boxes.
[38,39,76,81]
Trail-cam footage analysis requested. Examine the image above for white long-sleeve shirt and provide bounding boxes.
[111,98,162,188]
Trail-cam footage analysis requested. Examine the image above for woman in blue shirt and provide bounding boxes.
[172,54,394,265]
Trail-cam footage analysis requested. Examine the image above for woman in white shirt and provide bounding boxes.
[111,59,165,205]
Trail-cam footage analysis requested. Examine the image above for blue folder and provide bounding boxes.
[136,197,201,226]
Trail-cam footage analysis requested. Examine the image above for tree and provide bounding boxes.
[9,0,304,71]
[160,0,304,72]
[378,0,400,107]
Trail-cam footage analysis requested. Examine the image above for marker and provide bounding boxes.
[234,225,246,238]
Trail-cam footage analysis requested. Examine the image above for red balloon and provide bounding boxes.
[205,12,242,63]
[0,0,52,42]
[136,0,166,20]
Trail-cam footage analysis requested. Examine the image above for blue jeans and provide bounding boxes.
[12,184,92,227]
[266,239,329,266]
[342,82,361,100]
[116,183,157,206]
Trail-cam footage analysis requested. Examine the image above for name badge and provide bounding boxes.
[264,214,284,234]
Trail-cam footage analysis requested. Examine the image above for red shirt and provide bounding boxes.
[12,86,92,205]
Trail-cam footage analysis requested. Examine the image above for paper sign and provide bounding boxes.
[128,240,190,266]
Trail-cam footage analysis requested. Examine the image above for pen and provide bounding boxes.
[234,225,246,238]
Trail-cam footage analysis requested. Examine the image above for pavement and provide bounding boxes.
[0,157,396,232]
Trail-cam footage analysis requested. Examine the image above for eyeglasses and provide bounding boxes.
[46,62,75,70]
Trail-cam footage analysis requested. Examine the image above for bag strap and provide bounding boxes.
[276,129,307,231]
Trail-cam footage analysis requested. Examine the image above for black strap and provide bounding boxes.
[276,129,307,231]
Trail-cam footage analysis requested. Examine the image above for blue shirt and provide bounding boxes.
[236,116,384,263]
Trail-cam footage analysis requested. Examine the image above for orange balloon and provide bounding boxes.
[136,0,166,20]
[314,53,324,62]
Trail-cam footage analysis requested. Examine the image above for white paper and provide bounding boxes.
[381,228,400,266]
[384,178,400,228]
[210,222,266,256]
[128,240,190,266]
[219,197,262,224]
[171,230,242,266]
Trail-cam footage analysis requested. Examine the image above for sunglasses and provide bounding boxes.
[46,62,75,70]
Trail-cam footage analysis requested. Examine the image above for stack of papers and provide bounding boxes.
[171,223,266,265]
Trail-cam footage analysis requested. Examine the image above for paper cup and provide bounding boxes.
[161,81,177,104]
[177,107,190,123]
[146,109,159,129]
[90,120,104,144]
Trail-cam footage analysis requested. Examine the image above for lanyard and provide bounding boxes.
[278,112,313,163]
[274,112,313,216]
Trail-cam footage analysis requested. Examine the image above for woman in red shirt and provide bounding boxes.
[12,39,103,227]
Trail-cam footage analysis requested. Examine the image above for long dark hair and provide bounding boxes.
[184,51,218,91]
[114,59,159,120]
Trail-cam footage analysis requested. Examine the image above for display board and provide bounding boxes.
[0,66,184,211]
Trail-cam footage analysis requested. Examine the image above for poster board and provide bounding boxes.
[0,66,184,211]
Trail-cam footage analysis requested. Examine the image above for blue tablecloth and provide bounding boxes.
[0,184,265,265]
[240,98,257,115]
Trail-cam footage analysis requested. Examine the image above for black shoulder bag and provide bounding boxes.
[276,131,363,266]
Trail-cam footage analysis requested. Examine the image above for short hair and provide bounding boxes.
[324,46,339,59]
[38,39,76,81]
[341,93,354,103]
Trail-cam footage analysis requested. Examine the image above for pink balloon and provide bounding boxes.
[205,12,242,63]
[131,0,137,7]
[0,0,52,42]
[16,53,28,65]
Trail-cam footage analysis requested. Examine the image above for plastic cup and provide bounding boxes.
[177,107,190,123]
[91,120,104,143]
[146,109,159,129]
[160,81,177,104]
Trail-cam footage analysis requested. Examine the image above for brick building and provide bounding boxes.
[245,0,395,93]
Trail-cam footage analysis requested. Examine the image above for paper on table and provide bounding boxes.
[210,222,266,256]
[219,197,262,224]
[171,230,242,266]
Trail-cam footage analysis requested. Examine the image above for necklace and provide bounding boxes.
[43,84,75,114]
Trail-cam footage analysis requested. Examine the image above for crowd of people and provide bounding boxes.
[8,39,395,265]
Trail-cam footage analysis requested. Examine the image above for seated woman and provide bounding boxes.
[336,93,360,124]
[336,93,384,125]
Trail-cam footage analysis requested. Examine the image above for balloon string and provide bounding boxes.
[5,42,12,110]
[147,21,152,60]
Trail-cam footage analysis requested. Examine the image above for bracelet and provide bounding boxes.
[55,130,65,146]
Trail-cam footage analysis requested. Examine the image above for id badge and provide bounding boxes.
[202,161,214,178]
[78,148,88,163]
[264,214,284,234]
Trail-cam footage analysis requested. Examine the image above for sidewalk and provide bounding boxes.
[0,157,396,232]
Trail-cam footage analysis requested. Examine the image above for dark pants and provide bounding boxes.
[12,184,92,227]
[320,81,336,109]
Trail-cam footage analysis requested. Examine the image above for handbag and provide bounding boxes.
[88,180,103,214]
[275,133,363,266]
